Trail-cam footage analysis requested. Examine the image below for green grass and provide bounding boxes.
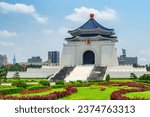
[60,86,132,100]
[110,79,133,82]
[123,91,150,99]
[10,88,65,97]
[5,78,46,83]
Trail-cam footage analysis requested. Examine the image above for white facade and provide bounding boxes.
[61,40,118,66]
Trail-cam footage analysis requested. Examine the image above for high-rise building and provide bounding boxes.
[28,56,42,63]
[13,54,16,64]
[48,51,59,64]
[0,54,7,67]
[118,49,138,65]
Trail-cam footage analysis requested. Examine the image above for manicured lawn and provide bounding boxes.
[60,86,133,100]
[123,91,150,99]
[5,78,46,83]
[11,88,65,97]
[110,79,133,82]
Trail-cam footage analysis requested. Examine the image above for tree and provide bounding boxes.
[130,73,138,81]
[13,71,20,79]
[0,68,7,85]
[6,63,27,72]
[106,74,110,82]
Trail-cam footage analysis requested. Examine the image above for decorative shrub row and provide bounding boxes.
[98,82,145,88]
[39,80,50,86]
[139,74,150,81]
[0,86,77,100]
[99,82,150,100]
[55,80,64,85]
[110,87,150,100]
[20,88,51,94]
[27,85,48,90]
[50,85,64,89]
[12,80,27,88]
[0,87,25,95]
[65,82,91,87]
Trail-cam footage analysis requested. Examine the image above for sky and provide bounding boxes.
[0,0,150,65]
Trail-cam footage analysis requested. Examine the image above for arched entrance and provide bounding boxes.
[83,50,95,64]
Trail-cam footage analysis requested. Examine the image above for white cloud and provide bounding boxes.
[42,29,53,34]
[0,41,14,47]
[139,49,150,55]
[0,2,48,23]
[139,57,147,63]
[138,49,150,65]
[58,27,69,34]
[65,6,118,22]
[0,30,17,37]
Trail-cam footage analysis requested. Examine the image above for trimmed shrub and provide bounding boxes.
[76,80,83,83]
[27,85,48,90]
[130,73,138,80]
[21,88,51,94]
[12,80,27,88]
[39,80,50,86]
[50,85,64,89]
[106,74,110,82]
[139,74,150,81]
[0,87,25,95]
[55,80,64,85]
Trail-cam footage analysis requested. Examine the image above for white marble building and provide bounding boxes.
[61,14,118,67]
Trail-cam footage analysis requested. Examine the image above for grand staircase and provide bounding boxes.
[65,65,94,82]
[87,66,107,81]
[50,67,74,82]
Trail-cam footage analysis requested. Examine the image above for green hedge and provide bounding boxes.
[50,85,64,89]
[39,80,50,86]
[55,80,64,85]
[0,87,25,95]
[27,85,48,90]
[12,80,27,88]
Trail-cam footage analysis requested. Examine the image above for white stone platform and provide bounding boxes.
[7,66,61,78]
[105,65,149,79]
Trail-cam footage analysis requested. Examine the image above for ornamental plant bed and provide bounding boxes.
[110,87,150,100]
[20,88,51,94]
[99,82,146,88]
[0,86,77,100]
[103,82,150,100]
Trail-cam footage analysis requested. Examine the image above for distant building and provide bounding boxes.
[28,56,42,63]
[48,51,59,65]
[0,54,7,67]
[13,54,16,64]
[118,49,138,65]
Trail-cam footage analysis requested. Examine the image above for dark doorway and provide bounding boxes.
[83,50,95,64]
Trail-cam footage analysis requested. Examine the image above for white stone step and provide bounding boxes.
[65,65,94,82]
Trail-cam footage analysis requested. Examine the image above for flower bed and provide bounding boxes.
[98,82,145,88]
[100,82,150,100]
[20,88,51,94]
[0,86,77,100]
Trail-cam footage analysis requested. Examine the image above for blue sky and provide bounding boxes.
[0,0,150,65]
